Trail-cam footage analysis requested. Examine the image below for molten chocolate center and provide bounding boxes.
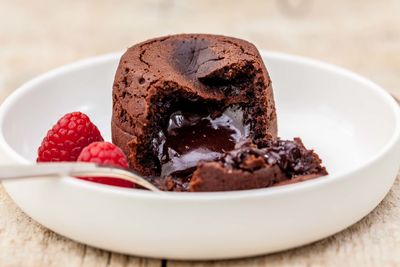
[158,107,249,178]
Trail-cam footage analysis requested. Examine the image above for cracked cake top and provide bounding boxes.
[112,34,277,178]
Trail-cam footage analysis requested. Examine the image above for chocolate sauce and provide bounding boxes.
[157,106,249,178]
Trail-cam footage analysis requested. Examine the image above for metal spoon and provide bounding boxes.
[0,162,162,192]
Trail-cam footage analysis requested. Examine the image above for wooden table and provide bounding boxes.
[1,1,399,266]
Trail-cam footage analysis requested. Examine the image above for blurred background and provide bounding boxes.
[1,0,399,101]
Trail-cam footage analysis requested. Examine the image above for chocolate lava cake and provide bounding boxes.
[112,34,327,192]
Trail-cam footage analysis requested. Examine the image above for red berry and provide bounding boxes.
[77,142,135,188]
[37,112,103,162]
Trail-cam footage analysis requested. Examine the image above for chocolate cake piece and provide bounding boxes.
[112,34,277,177]
[163,138,327,192]
[112,34,327,192]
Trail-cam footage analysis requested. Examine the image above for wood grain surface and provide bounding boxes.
[0,1,399,266]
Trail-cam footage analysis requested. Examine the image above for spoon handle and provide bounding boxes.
[0,162,162,192]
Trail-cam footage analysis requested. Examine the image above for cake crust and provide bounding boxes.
[112,34,277,176]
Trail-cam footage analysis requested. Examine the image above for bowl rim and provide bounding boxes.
[0,51,399,201]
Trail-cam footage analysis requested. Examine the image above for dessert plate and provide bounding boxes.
[0,51,399,260]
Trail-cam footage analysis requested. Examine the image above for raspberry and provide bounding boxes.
[37,112,104,162]
[77,142,135,188]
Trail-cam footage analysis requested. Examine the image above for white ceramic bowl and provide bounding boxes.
[0,51,399,260]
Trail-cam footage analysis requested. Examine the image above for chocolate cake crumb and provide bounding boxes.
[166,138,327,192]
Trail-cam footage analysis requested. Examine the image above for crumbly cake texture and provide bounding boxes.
[163,138,328,192]
[112,34,327,191]
[112,34,277,175]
